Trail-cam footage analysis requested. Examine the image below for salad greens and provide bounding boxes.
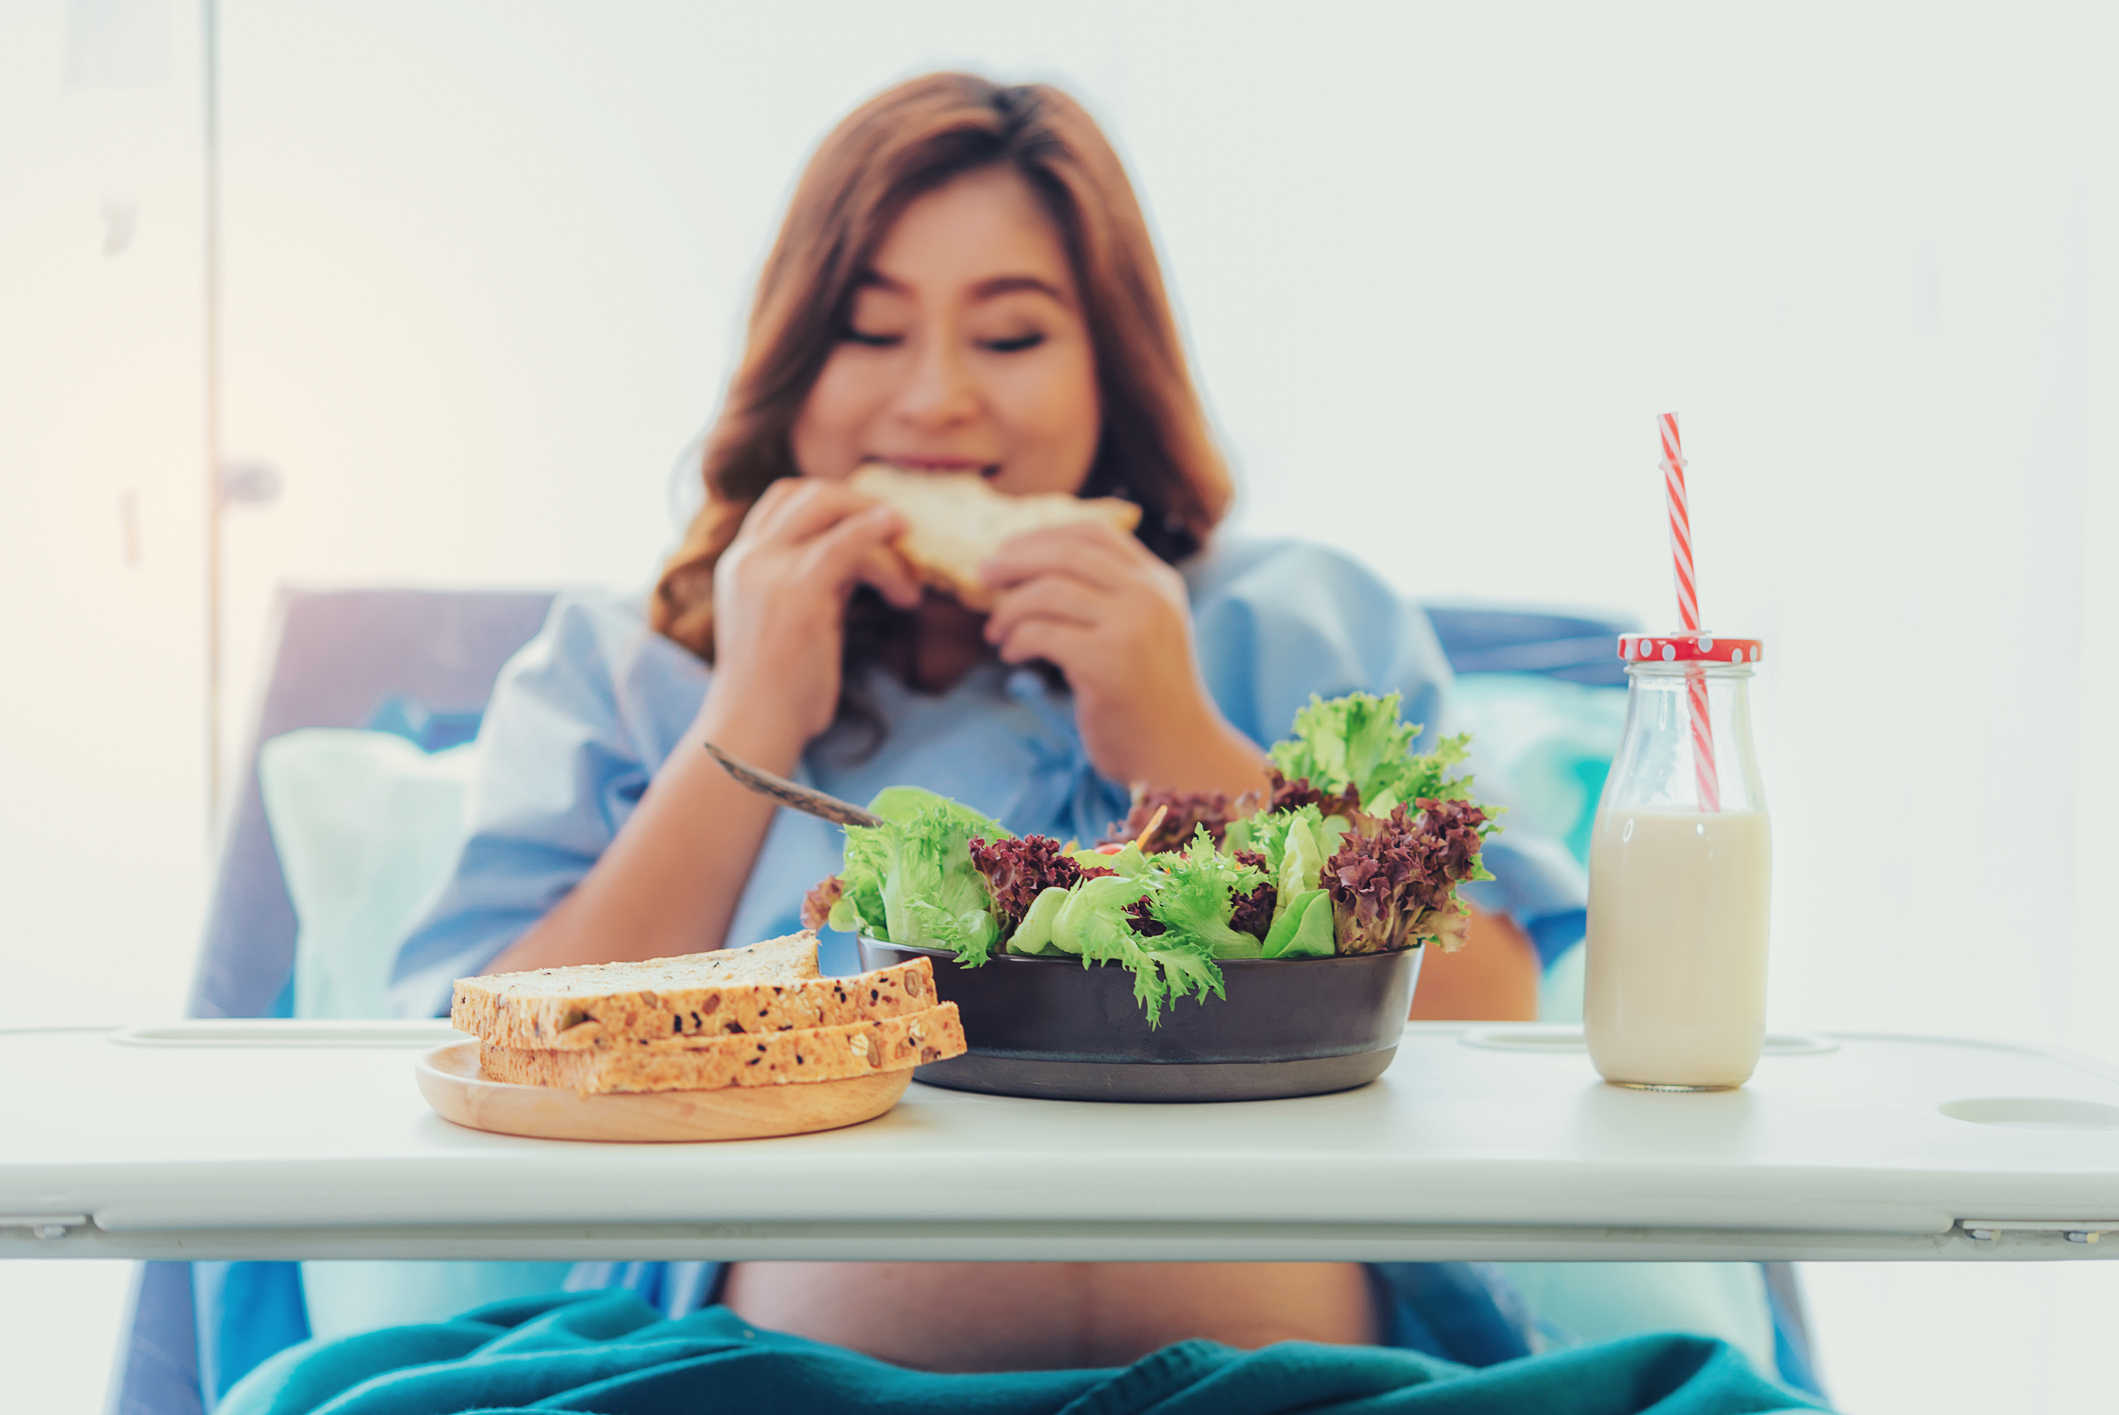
[1269,691,1475,818]
[1139,831,1270,960]
[824,787,1008,965]
[805,693,1502,1025]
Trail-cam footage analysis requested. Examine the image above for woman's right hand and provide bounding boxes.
[495,479,916,974]
[702,477,922,759]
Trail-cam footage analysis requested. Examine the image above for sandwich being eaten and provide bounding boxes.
[847,462,1142,612]
[451,930,967,1096]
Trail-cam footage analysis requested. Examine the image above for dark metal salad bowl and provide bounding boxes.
[857,937,1422,1102]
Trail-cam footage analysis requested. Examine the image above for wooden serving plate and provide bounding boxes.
[415,1040,911,1142]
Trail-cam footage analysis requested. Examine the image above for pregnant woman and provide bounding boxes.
[392,72,1585,1373]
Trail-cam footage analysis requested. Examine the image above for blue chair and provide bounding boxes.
[110,587,555,1415]
[109,587,1818,1411]
[1423,604,1634,687]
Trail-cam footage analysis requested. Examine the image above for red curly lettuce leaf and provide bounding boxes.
[969,835,1089,935]
[1265,769,1362,821]
[1323,798,1496,954]
[1123,897,1165,937]
[800,876,842,931]
[1226,848,1278,941]
[1099,782,1272,852]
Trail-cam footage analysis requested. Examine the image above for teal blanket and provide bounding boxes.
[224,1291,1826,1415]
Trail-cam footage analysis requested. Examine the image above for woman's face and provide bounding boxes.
[791,165,1101,496]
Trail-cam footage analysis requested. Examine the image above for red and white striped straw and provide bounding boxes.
[1659,414,1720,813]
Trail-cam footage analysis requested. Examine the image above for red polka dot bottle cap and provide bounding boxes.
[1617,633,1764,665]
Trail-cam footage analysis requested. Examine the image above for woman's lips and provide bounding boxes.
[867,456,1001,478]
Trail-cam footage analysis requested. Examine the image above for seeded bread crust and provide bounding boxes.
[479,1002,967,1095]
[847,464,1142,612]
[541,961,934,1050]
[453,942,937,1051]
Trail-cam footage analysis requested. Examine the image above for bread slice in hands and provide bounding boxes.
[847,462,1142,612]
[451,930,938,1050]
[480,1003,968,1095]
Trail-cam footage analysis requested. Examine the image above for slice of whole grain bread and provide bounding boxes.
[480,1002,967,1094]
[847,463,1142,612]
[452,932,937,1049]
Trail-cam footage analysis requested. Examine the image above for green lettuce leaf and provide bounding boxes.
[1137,944,1226,1015]
[1239,805,1321,881]
[1050,873,1152,954]
[1237,805,1340,925]
[1262,889,1335,958]
[833,789,1009,964]
[1048,871,1224,1026]
[866,784,1012,835]
[1146,830,1270,959]
[826,824,891,936]
[1270,692,1415,802]
[1007,885,1072,955]
[1267,691,1477,813]
[1067,841,1154,878]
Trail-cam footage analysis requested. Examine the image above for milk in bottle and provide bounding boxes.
[1584,636,1770,1090]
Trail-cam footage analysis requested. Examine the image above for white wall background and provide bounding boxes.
[0,0,211,1405]
[1,0,210,1033]
[3,2,2115,1410]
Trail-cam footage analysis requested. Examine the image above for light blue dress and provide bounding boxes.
[391,535,1585,1014]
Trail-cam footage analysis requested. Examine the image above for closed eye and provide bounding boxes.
[843,327,903,348]
[980,332,1046,353]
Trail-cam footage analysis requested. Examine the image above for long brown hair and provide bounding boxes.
[652,72,1231,670]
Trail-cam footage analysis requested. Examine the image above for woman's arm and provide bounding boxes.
[481,699,801,972]
[486,480,919,974]
[1408,909,1541,1022]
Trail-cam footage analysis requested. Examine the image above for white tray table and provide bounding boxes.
[4,1021,2115,1262]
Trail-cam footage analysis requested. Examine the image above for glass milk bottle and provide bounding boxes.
[1585,634,1770,1090]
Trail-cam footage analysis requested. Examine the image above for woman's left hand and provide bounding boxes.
[980,522,1270,796]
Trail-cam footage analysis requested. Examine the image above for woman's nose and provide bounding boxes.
[891,335,980,430]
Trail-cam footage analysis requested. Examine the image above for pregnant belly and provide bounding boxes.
[720,1261,1379,1372]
